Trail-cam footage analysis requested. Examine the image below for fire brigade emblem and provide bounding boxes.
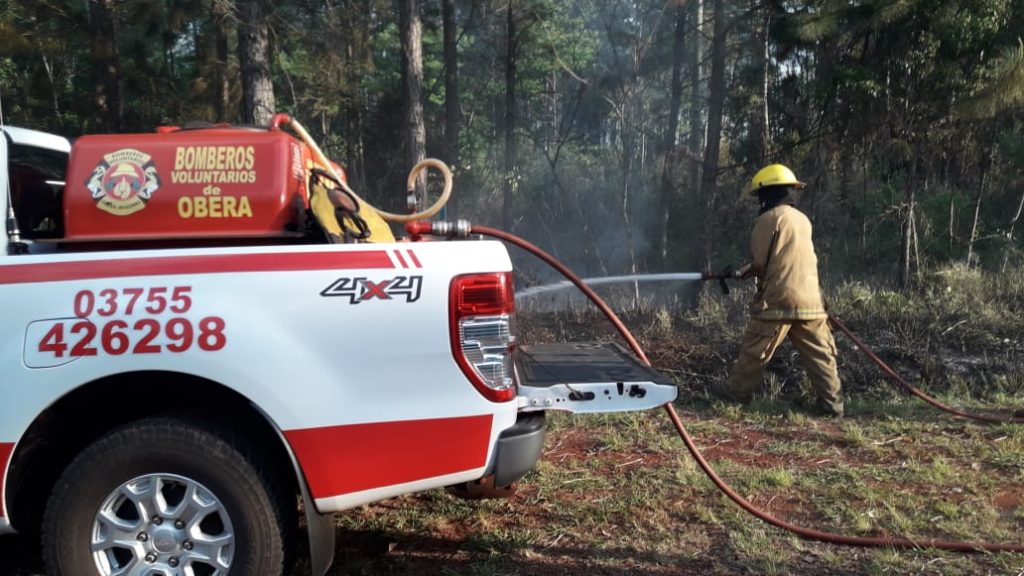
[86,148,161,216]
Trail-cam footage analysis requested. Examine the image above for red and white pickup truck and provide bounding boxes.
[0,124,676,576]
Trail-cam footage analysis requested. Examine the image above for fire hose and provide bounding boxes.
[270,113,454,223]
[699,271,1024,425]
[827,315,1024,424]
[526,267,1023,425]
[408,219,1024,554]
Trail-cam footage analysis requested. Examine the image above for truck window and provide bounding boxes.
[8,142,68,239]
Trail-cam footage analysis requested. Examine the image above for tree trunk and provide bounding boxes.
[900,145,919,286]
[502,0,517,231]
[618,99,638,297]
[237,0,275,126]
[687,0,704,178]
[686,0,705,281]
[443,0,461,171]
[911,209,920,277]
[751,0,770,164]
[655,1,688,270]
[42,54,59,118]
[400,0,427,209]
[345,91,367,193]
[1002,187,1024,273]
[163,23,176,78]
[948,191,956,253]
[965,151,993,268]
[699,0,727,273]
[89,0,122,131]
[342,0,371,194]
[212,0,231,122]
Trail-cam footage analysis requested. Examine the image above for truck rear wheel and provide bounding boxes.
[41,417,291,576]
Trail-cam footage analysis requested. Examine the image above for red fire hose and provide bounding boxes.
[408,220,1024,554]
[827,314,1024,424]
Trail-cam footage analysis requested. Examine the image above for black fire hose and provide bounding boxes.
[407,220,1024,554]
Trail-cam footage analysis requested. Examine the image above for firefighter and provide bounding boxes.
[712,164,844,417]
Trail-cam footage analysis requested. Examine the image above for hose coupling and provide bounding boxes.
[405,220,473,238]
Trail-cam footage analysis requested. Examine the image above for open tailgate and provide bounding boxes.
[515,342,677,413]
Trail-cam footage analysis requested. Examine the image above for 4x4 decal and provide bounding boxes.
[320,276,423,304]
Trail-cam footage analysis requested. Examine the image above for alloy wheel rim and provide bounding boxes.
[91,472,234,576]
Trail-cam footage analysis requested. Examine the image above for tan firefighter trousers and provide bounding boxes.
[727,317,843,414]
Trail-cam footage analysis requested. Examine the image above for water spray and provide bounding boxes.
[516,264,1023,424]
[516,272,704,298]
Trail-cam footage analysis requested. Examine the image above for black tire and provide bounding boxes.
[41,417,292,576]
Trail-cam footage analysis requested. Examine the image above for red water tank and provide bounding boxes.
[63,126,318,241]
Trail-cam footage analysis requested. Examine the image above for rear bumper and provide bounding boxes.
[491,411,546,487]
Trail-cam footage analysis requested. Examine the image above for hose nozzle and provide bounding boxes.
[700,265,735,295]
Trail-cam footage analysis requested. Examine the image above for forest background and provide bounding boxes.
[2,3,1024,574]
[1,0,1023,291]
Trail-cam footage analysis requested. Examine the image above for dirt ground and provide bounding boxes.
[2,404,1022,576]
[3,306,1023,575]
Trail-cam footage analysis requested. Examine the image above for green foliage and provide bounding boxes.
[956,38,1024,120]
[998,120,1024,168]
[0,0,1022,283]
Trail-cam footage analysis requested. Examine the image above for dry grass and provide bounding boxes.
[2,266,1023,575]
[306,402,1024,576]
[306,267,1024,575]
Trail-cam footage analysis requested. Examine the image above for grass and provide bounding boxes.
[3,266,1023,575]
[309,266,1024,575]
[3,392,1022,576]
[297,396,1024,576]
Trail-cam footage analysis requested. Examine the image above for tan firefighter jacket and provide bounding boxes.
[748,204,826,320]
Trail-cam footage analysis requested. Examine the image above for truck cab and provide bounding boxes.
[1,126,72,254]
[0,123,676,576]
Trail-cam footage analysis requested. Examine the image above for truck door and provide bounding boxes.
[1,127,71,255]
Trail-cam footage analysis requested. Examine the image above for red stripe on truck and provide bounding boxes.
[0,442,13,517]
[285,414,493,499]
[0,250,394,285]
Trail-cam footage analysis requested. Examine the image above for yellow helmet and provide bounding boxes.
[746,164,805,196]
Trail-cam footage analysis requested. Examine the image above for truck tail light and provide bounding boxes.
[449,272,516,402]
